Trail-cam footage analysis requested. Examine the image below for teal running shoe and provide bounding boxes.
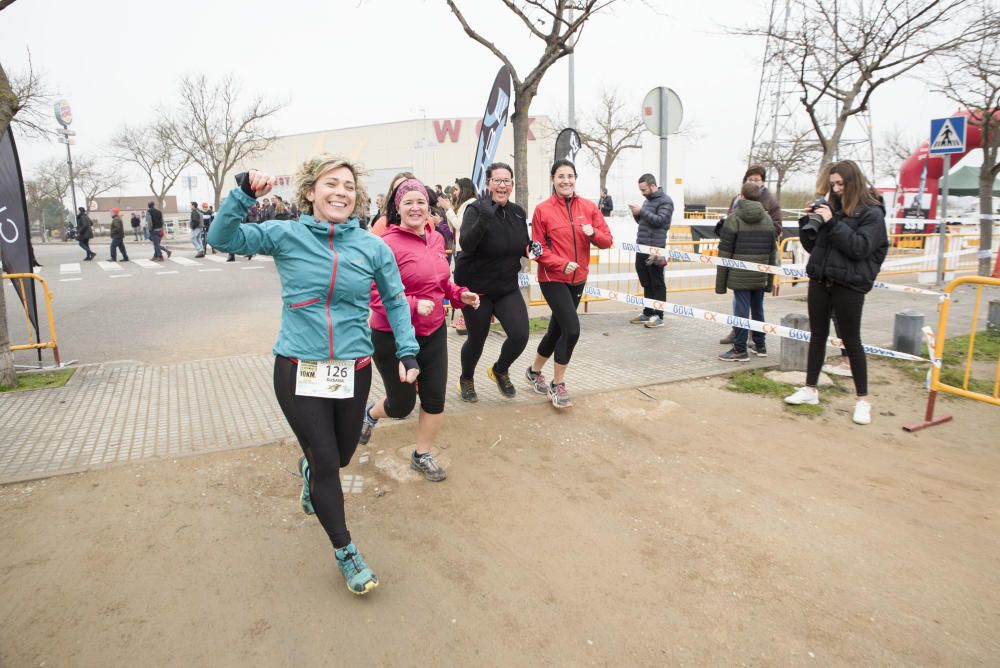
[334,543,379,595]
[298,455,315,515]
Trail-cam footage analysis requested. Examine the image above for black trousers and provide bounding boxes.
[806,280,868,395]
[537,281,585,365]
[273,355,372,548]
[460,289,529,378]
[372,324,448,417]
[635,254,666,317]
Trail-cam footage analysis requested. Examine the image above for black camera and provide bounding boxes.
[808,197,829,212]
[800,198,829,238]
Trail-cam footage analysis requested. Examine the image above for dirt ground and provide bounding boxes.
[1,360,998,666]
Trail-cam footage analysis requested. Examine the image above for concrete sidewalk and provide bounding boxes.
[1,284,992,484]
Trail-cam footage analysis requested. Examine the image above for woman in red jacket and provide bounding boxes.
[362,179,480,480]
[527,160,613,408]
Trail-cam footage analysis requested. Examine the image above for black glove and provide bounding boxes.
[399,356,419,373]
[645,255,667,267]
[234,172,256,199]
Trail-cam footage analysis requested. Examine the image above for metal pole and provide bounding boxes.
[980,209,994,277]
[936,154,950,286]
[567,7,575,129]
[64,138,79,218]
[659,88,669,194]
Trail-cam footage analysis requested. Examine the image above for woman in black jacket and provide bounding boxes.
[452,163,530,402]
[784,160,888,425]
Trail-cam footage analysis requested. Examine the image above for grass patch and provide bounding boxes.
[491,316,549,335]
[0,368,76,393]
[725,368,823,416]
[922,329,999,395]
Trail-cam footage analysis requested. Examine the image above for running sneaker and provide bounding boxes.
[644,315,665,328]
[784,386,819,405]
[629,313,651,324]
[719,329,736,345]
[298,455,314,515]
[718,348,750,362]
[488,364,516,398]
[749,343,768,358]
[822,358,853,377]
[457,377,478,402]
[411,450,447,482]
[548,382,573,409]
[359,401,379,445]
[525,367,548,395]
[853,399,872,425]
[334,543,379,595]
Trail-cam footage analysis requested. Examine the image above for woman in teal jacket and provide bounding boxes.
[209,157,420,596]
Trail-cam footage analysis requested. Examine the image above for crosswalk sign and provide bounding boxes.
[929,116,966,155]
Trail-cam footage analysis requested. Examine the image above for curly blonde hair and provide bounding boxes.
[295,155,369,219]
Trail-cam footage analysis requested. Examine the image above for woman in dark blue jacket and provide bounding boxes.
[784,160,888,426]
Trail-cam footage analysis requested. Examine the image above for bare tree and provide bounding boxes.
[73,155,125,207]
[161,74,284,209]
[930,1,1000,275]
[576,89,644,193]
[110,122,190,210]
[750,128,821,200]
[445,0,622,206]
[6,53,54,140]
[741,0,998,167]
[874,125,918,188]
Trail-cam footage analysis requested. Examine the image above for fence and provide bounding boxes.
[904,275,1000,431]
[2,273,62,366]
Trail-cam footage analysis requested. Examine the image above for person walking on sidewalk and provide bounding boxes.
[360,178,480,482]
[208,157,420,596]
[527,159,614,409]
[453,163,531,402]
[108,208,130,262]
[146,201,171,261]
[627,174,673,328]
[76,207,95,261]
[783,159,888,425]
[715,182,776,362]
[189,201,205,257]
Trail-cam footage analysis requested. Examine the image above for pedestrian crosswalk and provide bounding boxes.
[54,255,276,282]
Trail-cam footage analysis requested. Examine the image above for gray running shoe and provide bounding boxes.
[359,401,378,445]
[548,382,573,408]
[720,329,736,345]
[525,367,548,395]
[629,313,651,324]
[411,451,447,482]
[457,377,478,402]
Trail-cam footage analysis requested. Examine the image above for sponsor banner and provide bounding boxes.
[470,66,513,194]
[554,128,582,164]
[0,127,40,334]
[575,283,932,364]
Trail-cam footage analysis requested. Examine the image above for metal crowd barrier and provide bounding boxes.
[2,273,62,366]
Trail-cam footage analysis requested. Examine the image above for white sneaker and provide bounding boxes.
[784,386,819,405]
[853,399,872,425]
[822,359,853,377]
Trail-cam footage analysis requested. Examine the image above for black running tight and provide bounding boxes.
[460,289,529,378]
[537,281,585,365]
[273,355,372,549]
[805,280,868,395]
[372,324,448,417]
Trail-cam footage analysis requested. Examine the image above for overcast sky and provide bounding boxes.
[0,0,970,205]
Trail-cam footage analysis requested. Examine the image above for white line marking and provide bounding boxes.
[133,259,159,269]
[203,255,228,263]
[109,274,133,279]
[198,268,222,272]
[252,256,274,263]
[156,271,179,275]
[169,256,201,266]
[97,261,124,272]
[60,278,82,282]
[60,263,81,274]
[241,266,265,270]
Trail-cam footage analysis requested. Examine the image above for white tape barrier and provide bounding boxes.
[569,282,933,364]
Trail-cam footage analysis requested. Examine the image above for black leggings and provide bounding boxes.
[537,282,585,365]
[460,289,529,378]
[273,355,372,549]
[372,324,448,417]
[806,280,868,395]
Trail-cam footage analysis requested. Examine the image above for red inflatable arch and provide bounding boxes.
[896,109,1000,220]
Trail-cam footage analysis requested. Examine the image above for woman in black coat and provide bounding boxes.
[76,207,95,261]
[784,160,888,425]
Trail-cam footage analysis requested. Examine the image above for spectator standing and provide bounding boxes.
[627,174,673,328]
[598,187,614,216]
[130,212,142,241]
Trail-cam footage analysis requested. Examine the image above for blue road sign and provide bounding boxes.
[929,116,966,155]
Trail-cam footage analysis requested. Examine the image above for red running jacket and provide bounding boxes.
[531,193,613,284]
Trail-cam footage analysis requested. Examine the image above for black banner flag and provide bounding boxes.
[471,66,513,194]
[0,127,40,337]
[554,127,582,164]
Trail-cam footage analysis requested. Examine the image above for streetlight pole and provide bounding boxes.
[53,100,78,225]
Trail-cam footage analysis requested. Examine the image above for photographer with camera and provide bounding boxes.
[784,160,889,425]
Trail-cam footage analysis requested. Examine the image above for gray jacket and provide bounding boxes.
[632,188,673,248]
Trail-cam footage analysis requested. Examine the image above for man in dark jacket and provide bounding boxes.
[189,201,205,257]
[108,208,130,262]
[627,174,673,327]
[146,201,171,261]
[76,207,95,261]
[130,212,142,241]
[598,188,614,216]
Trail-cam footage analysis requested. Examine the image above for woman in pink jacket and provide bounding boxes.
[362,179,480,480]
[527,159,613,408]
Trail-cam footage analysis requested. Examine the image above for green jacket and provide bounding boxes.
[208,187,419,362]
[715,199,778,293]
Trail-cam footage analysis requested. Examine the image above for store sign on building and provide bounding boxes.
[432,118,535,144]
